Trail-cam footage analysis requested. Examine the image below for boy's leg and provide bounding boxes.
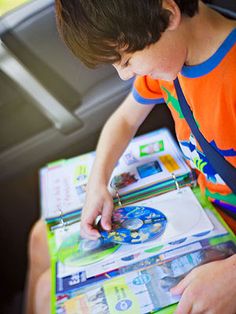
[25,220,50,314]
[34,268,51,314]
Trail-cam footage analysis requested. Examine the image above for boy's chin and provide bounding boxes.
[150,73,178,81]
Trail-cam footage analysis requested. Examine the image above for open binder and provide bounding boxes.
[39,128,236,314]
[41,128,195,227]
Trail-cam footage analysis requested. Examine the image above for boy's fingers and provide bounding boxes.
[174,291,193,314]
[80,222,100,239]
[100,201,113,231]
[170,273,191,296]
[81,209,101,239]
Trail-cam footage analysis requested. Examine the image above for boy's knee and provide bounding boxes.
[29,220,46,252]
[28,220,49,265]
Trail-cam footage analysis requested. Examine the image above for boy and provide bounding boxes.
[27,1,236,313]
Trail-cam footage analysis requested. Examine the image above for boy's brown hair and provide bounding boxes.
[55,0,199,68]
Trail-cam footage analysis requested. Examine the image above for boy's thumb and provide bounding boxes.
[101,201,113,231]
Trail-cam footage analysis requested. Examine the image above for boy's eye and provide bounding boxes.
[122,59,130,68]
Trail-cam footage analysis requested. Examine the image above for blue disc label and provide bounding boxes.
[99,206,167,244]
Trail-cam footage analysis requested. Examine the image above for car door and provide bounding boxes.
[0,0,133,311]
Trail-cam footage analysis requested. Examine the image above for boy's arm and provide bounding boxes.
[81,92,155,239]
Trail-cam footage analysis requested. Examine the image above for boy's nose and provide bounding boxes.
[114,65,135,81]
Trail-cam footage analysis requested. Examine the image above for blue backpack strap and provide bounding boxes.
[173,77,236,195]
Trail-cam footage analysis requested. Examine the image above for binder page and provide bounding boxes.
[109,128,191,195]
[40,128,191,219]
[53,188,220,286]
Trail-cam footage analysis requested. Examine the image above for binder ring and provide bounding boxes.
[110,181,123,206]
[114,187,122,207]
[171,173,181,193]
[58,208,68,231]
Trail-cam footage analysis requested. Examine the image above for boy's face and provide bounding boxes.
[113,30,187,82]
[113,0,187,82]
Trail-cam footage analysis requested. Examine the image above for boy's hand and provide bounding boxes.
[80,184,114,239]
[171,255,236,314]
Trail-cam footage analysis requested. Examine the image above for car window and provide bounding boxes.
[0,0,31,16]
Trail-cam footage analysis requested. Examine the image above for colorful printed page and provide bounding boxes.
[54,208,227,298]
[53,188,214,285]
[109,128,191,195]
[40,152,96,219]
[49,186,236,314]
[63,242,236,314]
[40,128,191,219]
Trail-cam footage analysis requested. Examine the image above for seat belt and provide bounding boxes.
[173,77,236,195]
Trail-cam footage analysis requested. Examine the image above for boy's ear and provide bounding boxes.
[163,0,181,31]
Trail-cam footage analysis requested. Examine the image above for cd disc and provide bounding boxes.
[99,206,167,244]
[58,232,120,267]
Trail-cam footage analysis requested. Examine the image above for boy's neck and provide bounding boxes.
[183,2,236,66]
